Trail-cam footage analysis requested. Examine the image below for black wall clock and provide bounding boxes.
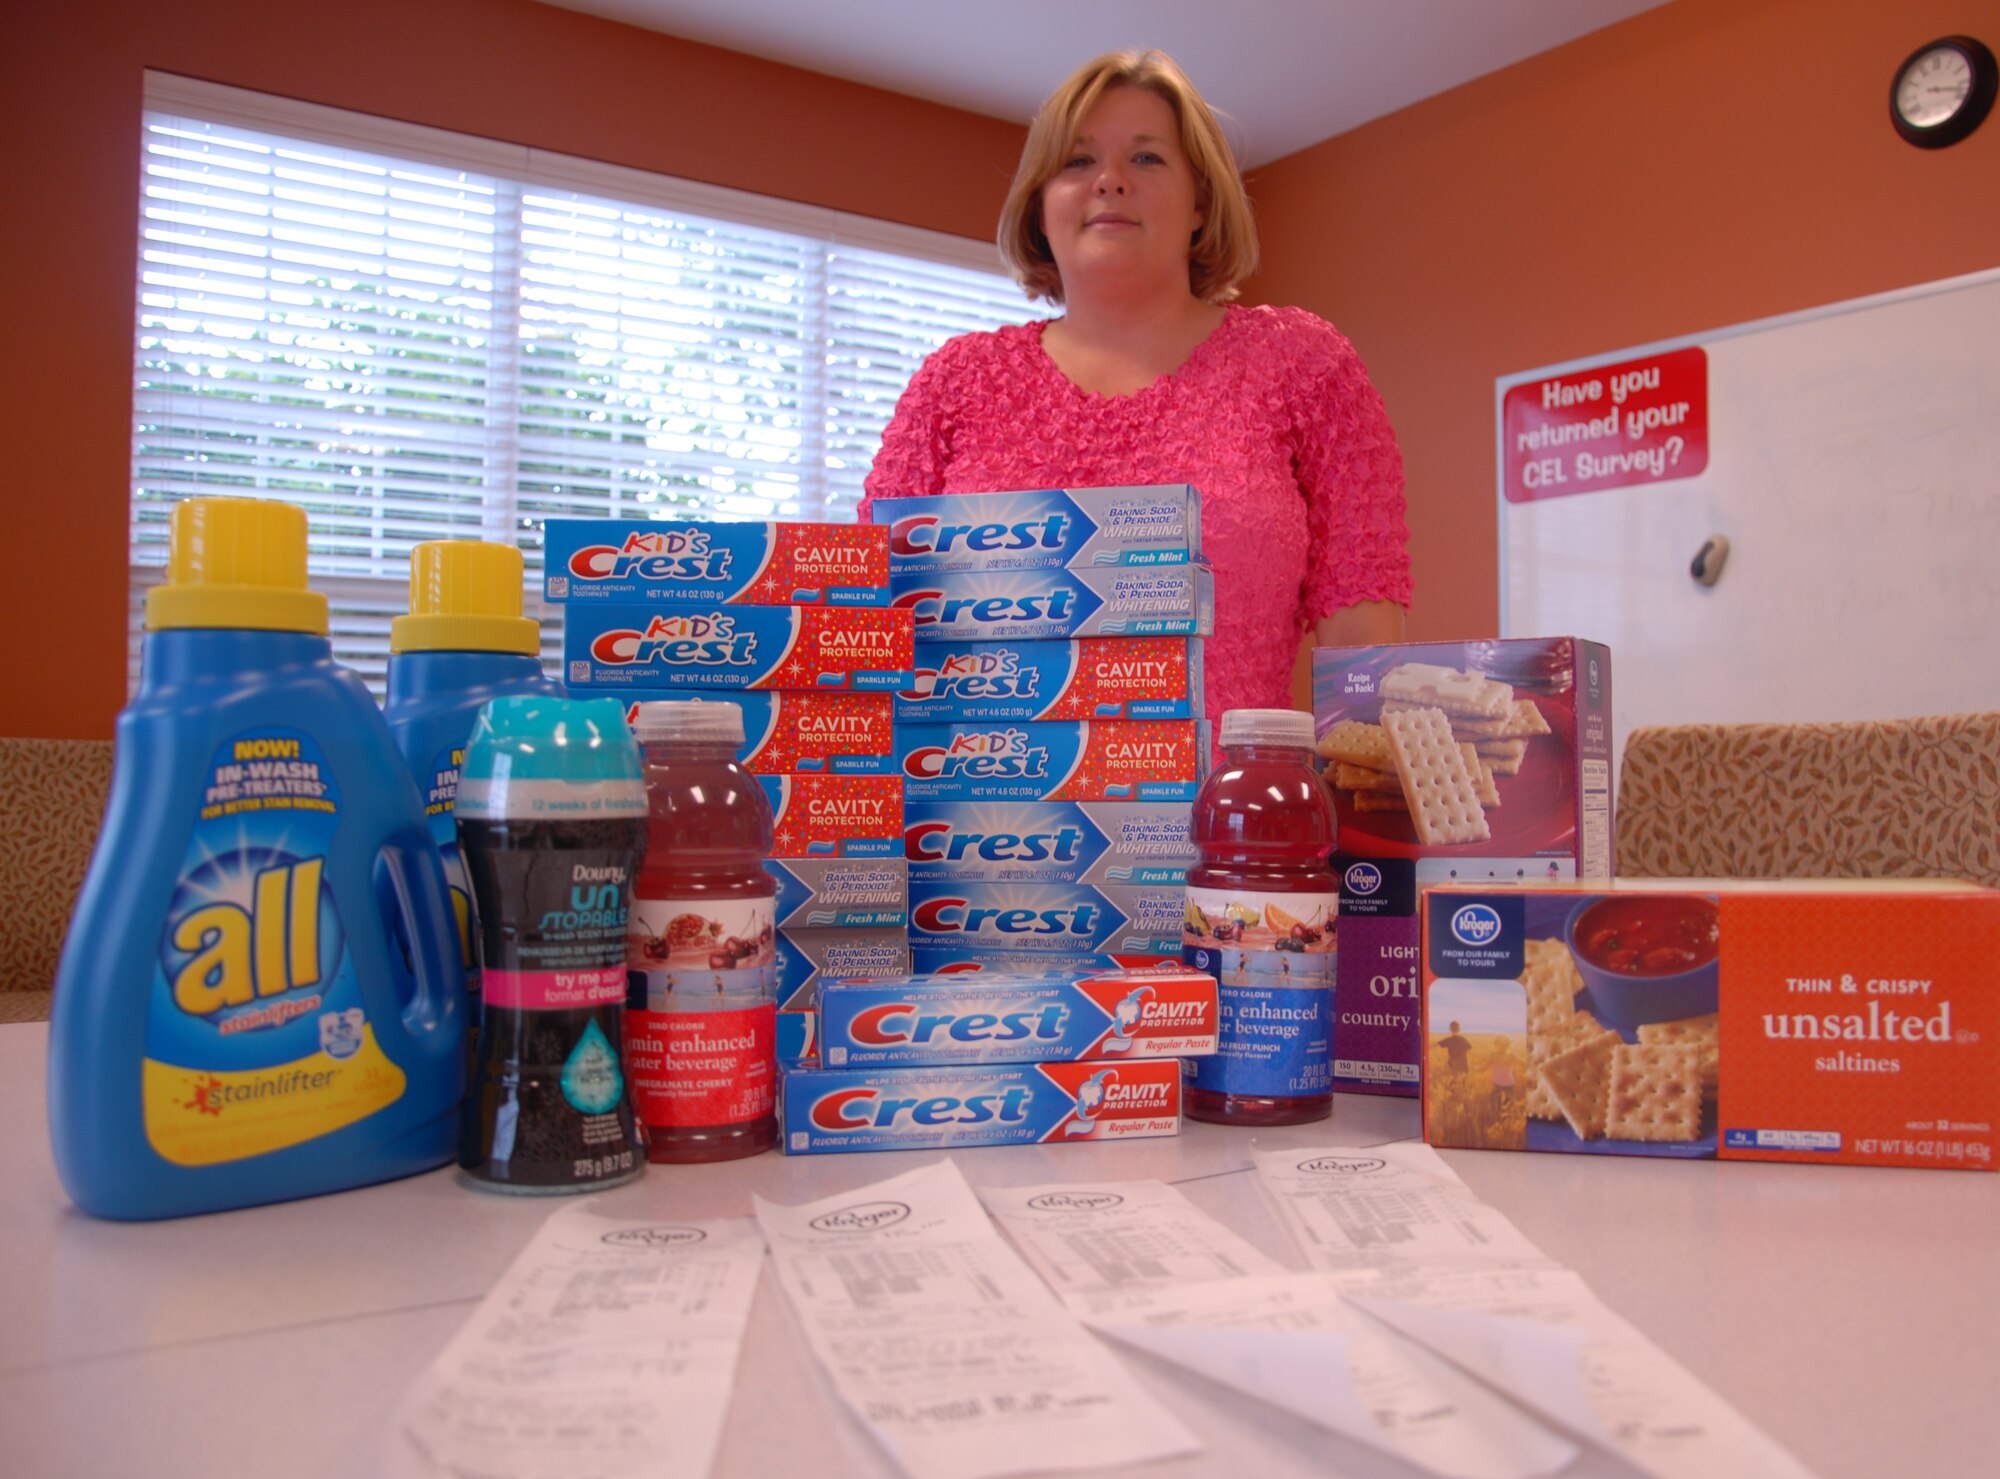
[1891,36,1997,148]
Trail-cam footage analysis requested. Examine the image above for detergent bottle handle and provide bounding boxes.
[375,827,466,1054]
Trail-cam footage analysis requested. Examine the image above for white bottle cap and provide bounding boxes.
[631,698,744,745]
[1218,707,1314,749]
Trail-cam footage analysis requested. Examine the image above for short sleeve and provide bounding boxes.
[857,335,974,523]
[1289,314,1413,619]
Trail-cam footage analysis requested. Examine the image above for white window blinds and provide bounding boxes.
[132,74,1039,689]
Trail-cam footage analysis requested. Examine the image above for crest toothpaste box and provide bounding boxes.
[760,774,902,858]
[545,519,890,605]
[905,800,1193,887]
[897,720,1209,803]
[1312,637,1614,1099]
[1419,879,2000,1171]
[816,967,1218,1067]
[872,484,1201,573]
[775,927,911,1063]
[907,945,1178,977]
[564,603,915,690]
[893,563,1214,641]
[908,879,1187,958]
[767,856,909,930]
[778,1057,1182,1154]
[895,637,1204,722]
[620,692,894,775]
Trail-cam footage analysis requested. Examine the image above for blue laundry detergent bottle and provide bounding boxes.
[48,498,466,1220]
[384,539,558,1004]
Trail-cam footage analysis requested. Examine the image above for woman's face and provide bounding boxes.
[1038,84,1205,300]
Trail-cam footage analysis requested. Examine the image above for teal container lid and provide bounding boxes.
[456,696,647,821]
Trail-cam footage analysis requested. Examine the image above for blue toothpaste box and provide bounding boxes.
[907,945,1180,977]
[909,878,1187,958]
[905,800,1193,887]
[563,603,915,690]
[895,637,1204,722]
[775,927,911,1063]
[893,563,1214,641]
[778,1057,1182,1154]
[896,720,1210,803]
[872,484,1201,573]
[768,856,909,930]
[544,519,890,605]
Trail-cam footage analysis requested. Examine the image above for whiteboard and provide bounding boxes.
[1498,268,2000,768]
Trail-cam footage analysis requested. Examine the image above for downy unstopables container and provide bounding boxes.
[48,498,466,1220]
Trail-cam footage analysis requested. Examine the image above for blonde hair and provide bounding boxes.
[999,50,1259,306]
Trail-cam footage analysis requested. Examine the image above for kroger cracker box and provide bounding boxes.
[767,856,908,930]
[905,800,1193,888]
[897,720,1210,803]
[872,485,1201,573]
[620,692,894,775]
[778,1057,1182,1154]
[759,774,902,858]
[545,519,889,605]
[775,927,911,1063]
[816,966,1218,1067]
[895,637,1203,722]
[1311,637,1614,1099]
[894,563,1214,642]
[1420,879,2000,1170]
[909,879,1186,960]
[564,603,915,691]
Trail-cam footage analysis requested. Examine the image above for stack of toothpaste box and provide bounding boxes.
[546,519,918,1061]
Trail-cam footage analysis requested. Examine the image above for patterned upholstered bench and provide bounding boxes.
[0,738,115,1020]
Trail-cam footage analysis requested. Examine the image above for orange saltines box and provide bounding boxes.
[1419,880,1999,1169]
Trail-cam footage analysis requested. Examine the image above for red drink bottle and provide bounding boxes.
[624,700,779,1162]
[1182,708,1339,1125]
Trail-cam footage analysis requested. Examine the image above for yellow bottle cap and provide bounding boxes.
[145,498,329,634]
[390,540,540,655]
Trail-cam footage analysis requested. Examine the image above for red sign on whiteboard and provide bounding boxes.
[1503,347,1708,502]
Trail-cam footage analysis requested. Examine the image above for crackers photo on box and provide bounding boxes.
[1311,638,1614,1098]
[1421,880,2000,1169]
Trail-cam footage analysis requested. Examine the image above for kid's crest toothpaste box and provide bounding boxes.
[767,856,908,930]
[1312,637,1614,1099]
[908,879,1187,959]
[816,967,1218,1067]
[545,519,889,605]
[872,485,1201,572]
[564,603,915,690]
[775,927,911,1063]
[895,637,1203,722]
[905,800,1194,887]
[893,564,1214,641]
[1420,879,2000,1170]
[897,720,1210,803]
[759,774,902,858]
[779,1057,1182,1154]
[621,692,894,775]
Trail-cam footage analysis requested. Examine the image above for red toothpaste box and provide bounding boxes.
[1312,638,1613,1098]
[1420,879,2000,1169]
[758,773,903,859]
[620,692,894,775]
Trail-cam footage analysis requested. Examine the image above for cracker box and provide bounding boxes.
[778,1057,1182,1154]
[563,603,915,690]
[1312,638,1614,1098]
[897,720,1210,803]
[620,692,894,775]
[1420,879,2000,1169]
[905,800,1194,887]
[544,519,890,605]
[759,774,902,858]
[816,966,1218,1067]
[767,856,909,930]
[872,484,1201,573]
[775,927,911,1063]
[895,637,1204,723]
[910,879,1187,959]
[894,563,1214,641]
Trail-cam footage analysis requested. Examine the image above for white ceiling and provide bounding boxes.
[534,0,1675,167]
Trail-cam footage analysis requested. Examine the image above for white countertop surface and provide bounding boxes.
[2,1020,1994,1479]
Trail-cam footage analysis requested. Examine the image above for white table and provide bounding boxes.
[1,1020,1993,1479]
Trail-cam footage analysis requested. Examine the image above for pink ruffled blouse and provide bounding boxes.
[860,303,1412,717]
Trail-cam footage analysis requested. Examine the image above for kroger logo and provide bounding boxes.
[600,1225,707,1249]
[1297,1156,1386,1175]
[810,1200,911,1234]
[1344,862,1383,896]
[1027,1191,1124,1213]
[1449,903,1504,947]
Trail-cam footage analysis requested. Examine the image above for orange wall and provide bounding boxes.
[1248,0,2000,648]
[0,0,1026,739]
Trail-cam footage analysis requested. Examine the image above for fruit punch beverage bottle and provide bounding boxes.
[1182,708,1339,1125]
[456,697,648,1192]
[625,700,779,1163]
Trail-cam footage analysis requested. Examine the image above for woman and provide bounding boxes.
[860,50,1411,715]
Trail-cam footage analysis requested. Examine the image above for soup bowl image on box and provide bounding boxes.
[544,519,889,605]
[898,721,1209,803]
[872,484,1201,573]
[892,564,1214,642]
[895,637,1204,723]
[564,603,914,690]
[760,774,903,858]
[1420,879,2000,1168]
[905,799,1194,888]
[910,879,1189,959]
[620,691,895,775]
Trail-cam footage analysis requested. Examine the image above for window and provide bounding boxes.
[132,74,1039,688]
